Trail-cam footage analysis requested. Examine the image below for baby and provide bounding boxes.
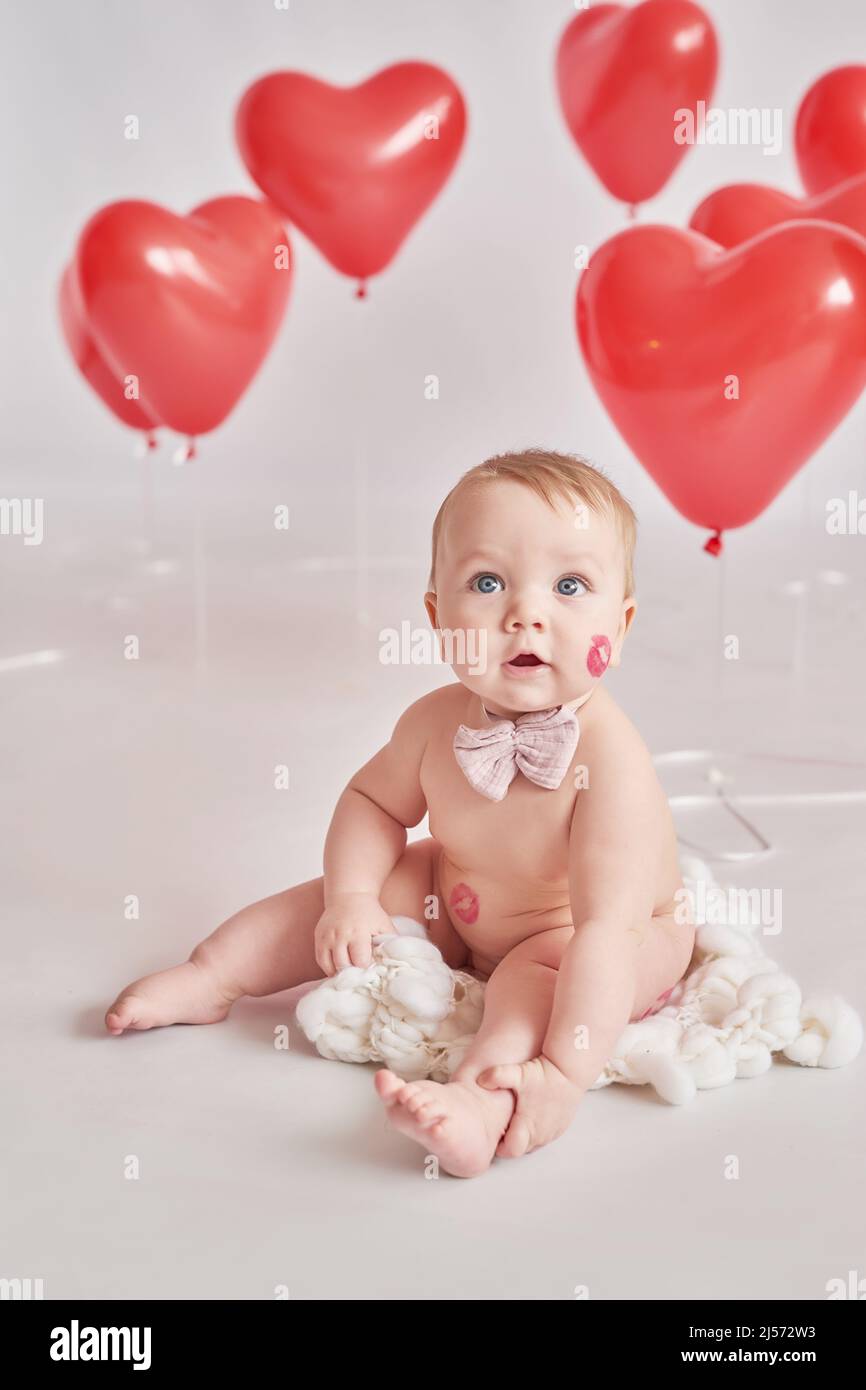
[106,449,694,1178]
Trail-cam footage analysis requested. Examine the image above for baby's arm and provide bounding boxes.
[541,728,662,1090]
[316,695,431,974]
[324,699,429,900]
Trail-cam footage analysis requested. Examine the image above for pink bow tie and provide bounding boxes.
[453,704,580,802]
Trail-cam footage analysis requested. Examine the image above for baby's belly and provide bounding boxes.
[436,849,573,972]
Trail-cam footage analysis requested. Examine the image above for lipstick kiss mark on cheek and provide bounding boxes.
[449,882,479,925]
[587,634,611,678]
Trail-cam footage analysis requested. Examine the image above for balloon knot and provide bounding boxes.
[173,437,198,465]
[704,531,723,557]
[146,431,159,451]
[627,203,640,222]
[355,280,368,300]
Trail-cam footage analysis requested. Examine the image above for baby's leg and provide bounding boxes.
[105,878,326,1035]
[106,837,451,1034]
[376,927,569,1178]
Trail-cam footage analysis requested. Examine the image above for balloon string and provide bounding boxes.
[716,544,727,753]
[655,748,866,862]
[140,448,155,559]
[790,470,811,687]
[173,436,198,465]
[191,451,208,684]
[354,295,370,629]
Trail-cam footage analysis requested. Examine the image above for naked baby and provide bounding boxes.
[106,449,694,1178]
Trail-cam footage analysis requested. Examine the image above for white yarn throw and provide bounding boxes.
[294,856,862,1103]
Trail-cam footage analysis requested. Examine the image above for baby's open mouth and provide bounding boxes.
[506,654,546,666]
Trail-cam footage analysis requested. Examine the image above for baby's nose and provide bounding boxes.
[505,590,550,630]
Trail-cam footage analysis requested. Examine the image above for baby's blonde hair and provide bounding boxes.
[428,448,637,597]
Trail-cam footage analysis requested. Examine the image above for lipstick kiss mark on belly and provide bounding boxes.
[587,633,611,677]
[449,882,479,925]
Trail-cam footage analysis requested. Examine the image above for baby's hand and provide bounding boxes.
[314,892,398,977]
[477,1055,583,1157]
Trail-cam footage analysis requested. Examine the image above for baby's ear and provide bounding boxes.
[610,597,637,668]
[423,590,438,628]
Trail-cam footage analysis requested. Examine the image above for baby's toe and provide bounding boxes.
[414,1099,445,1128]
[405,1087,431,1115]
[397,1082,422,1110]
[374,1068,405,1103]
[105,995,147,1034]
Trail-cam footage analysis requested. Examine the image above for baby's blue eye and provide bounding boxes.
[557,575,587,596]
[471,573,504,594]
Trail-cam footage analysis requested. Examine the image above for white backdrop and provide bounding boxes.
[2,0,866,1303]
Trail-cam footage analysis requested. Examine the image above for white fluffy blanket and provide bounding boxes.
[295,856,862,1103]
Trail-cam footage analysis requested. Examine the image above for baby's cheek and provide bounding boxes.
[586,634,611,678]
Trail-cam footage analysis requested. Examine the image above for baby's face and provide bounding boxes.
[424,480,635,714]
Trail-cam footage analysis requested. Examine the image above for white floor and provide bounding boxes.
[2,465,865,1301]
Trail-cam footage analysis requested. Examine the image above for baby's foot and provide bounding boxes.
[105,959,237,1035]
[375,1070,515,1178]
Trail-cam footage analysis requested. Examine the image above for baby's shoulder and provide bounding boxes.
[397,681,467,733]
[575,691,670,833]
[580,688,656,779]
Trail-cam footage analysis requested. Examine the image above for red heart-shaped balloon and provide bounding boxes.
[690,173,866,249]
[577,223,866,538]
[59,262,161,435]
[796,65,866,196]
[556,0,718,208]
[74,196,292,437]
[235,63,466,285]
